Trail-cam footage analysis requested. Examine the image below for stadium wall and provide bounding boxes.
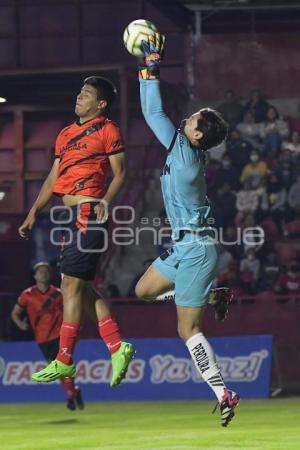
[193,32,300,100]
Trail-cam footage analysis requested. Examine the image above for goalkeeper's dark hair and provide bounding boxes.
[84,76,117,110]
[196,108,228,151]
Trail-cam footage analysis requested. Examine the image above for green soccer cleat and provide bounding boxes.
[32,359,76,383]
[110,342,136,387]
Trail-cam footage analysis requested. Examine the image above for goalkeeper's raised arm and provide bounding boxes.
[139,33,176,150]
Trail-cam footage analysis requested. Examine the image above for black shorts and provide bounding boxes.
[59,202,108,280]
[38,338,59,362]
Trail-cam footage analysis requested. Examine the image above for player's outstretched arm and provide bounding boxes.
[139,33,176,150]
[18,159,59,239]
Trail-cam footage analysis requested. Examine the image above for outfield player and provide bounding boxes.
[18,76,135,387]
[11,262,84,410]
[134,34,240,426]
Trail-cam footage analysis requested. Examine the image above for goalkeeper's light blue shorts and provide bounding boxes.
[153,231,219,308]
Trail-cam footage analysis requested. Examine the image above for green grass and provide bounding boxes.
[0,398,299,450]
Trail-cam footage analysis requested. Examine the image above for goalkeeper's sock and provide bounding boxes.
[56,321,80,365]
[186,332,226,402]
[61,377,76,398]
[98,316,122,354]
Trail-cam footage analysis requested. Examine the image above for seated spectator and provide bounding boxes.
[287,172,300,218]
[260,216,281,242]
[236,212,264,253]
[222,225,243,260]
[216,154,239,190]
[275,150,296,190]
[275,261,300,295]
[217,246,234,283]
[286,102,300,134]
[216,182,237,227]
[236,111,261,148]
[218,89,243,127]
[257,251,281,292]
[261,172,287,222]
[210,201,224,228]
[284,218,300,238]
[236,180,260,213]
[226,129,253,172]
[205,155,221,195]
[240,248,261,292]
[276,245,298,266]
[240,150,268,187]
[263,251,281,278]
[259,106,289,156]
[282,131,300,156]
[244,89,269,123]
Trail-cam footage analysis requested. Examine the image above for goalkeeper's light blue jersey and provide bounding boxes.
[140,79,212,241]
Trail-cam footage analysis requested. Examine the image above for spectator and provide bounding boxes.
[218,89,243,127]
[240,248,260,292]
[261,172,287,222]
[263,251,281,278]
[287,172,300,215]
[222,225,243,261]
[276,150,296,190]
[216,182,237,227]
[286,102,300,134]
[258,251,281,292]
[283,131,300,156]
[205,155,221,195]
[216,246,235,285]
[240,150,268,187]
[259,106,289,156]
[260,215,281,242]
[275,261,300,294]
[244,89,269,122]
[226,129,252,172]
[236,212,264,253]
[216,154,239,190]
[236,111,261,149]
[236,180,260,213]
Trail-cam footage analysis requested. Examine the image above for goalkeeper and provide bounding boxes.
[134,33,240,427]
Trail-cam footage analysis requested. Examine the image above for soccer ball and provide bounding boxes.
[123,19,157,57]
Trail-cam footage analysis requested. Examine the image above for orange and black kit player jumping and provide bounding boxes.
[18,76,135,386]
[11,262,84,410]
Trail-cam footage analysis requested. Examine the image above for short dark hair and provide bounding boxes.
[84,76,117,110]
[196,108,228,151]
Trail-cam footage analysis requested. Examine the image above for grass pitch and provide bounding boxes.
[0,398,299,450]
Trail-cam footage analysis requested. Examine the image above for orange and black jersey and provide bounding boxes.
[53,116,125,198]
[18,285,63,344]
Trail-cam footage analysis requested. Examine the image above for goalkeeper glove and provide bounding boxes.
[139,32,166,80]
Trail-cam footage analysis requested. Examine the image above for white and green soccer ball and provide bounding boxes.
[123,19,157,57]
